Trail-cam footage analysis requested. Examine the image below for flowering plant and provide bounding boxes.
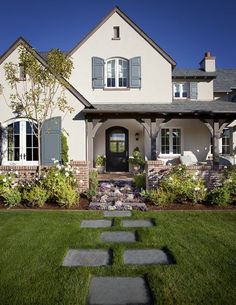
[129,148,145,167]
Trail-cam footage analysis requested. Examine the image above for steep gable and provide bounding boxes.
[67,6,176,66]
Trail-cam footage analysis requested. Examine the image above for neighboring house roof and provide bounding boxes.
[172,68,216,79]
[67,6,176,66]
[83,101,236,115]
[213,69,236,92]
[0,37,93,108]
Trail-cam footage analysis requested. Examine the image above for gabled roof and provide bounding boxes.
[172,68,216,79]
[0,37,93,108]
[67,6,176,66]
[213,69,236,92]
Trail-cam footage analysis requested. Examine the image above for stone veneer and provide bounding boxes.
[145,160,224,190]
[0,161,90,193]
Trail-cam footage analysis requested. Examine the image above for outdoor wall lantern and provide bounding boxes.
[135,132,140,141]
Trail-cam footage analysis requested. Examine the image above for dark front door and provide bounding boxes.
[106,127,129,172]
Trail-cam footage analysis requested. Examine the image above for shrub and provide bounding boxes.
[42,162,78,207]
[160,165,207,204]
[133,172,146,190]
[61,132,69,165]
[209,186,232,206]
[54,185,78,208]
[95,155,106,166]
[150,189,175,207]
[225,166,236,195]
[85,170,98,200]
[129,147,145,167]
[23,185,49,207]
[2,187,21,208]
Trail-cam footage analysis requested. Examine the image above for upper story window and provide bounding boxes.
[161,128,181,155]
[106,58,128,88]
[113,26,120,39]
[173,83,189,98]
[92,56,141,89]
[222,128,231,155]
[19,63,26,81]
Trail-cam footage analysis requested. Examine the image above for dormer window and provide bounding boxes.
[113,26,120,39]
[173,83,189,98]
[19,63,26,81]
[106,58,128,88]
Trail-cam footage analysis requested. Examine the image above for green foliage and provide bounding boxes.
[85,170,98,200]
[42,162,78,207]
[225,165,236,195]
[95,155,106,166]
[1,187,21,208]
[208,186,232,206]
[133,172,146,190]
[22,185,49,207]
[61,132,69,165]
[54,185,78,208]
[129,147,145,167]
[141,189,175,206]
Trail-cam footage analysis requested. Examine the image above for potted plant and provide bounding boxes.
[95,155,106,174]
[129,147,145,172]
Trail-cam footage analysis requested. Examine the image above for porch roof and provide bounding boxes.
[83,100,236,119]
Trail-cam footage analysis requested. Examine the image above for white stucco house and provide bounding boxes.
[0,6,236,172]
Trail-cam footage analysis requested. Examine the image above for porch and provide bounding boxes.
[83,101,236,171]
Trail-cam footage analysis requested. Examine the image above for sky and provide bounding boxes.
[0,0,236,68]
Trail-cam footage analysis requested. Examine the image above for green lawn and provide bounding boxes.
[0,210,235,305]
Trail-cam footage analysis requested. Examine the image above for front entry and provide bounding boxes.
[106,126,129,172]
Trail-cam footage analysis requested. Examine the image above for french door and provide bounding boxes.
[2,120,38,165]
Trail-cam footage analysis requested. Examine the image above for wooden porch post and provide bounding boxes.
[213,120,220,168]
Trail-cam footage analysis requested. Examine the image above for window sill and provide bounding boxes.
[103,88,130,91]
[112,38,120,40]
[158,154,181,158]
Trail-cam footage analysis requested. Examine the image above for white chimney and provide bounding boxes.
[200,52,216,72]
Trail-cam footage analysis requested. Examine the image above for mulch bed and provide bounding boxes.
[0,199,236,211]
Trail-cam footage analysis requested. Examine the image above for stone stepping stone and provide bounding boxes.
[124,249,172,265]
[88,276,153,305]
[100,231,136,243]
[62,249,111,267]
[80,220,112,228]
[104,210,132,217]
[122,219,154,227]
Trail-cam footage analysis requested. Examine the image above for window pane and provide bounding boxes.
[118,142,125,152]
[13,122,20,134]
[161,129,170,154]
[118,59,128,87]
[182,83,189,98]
[172,129,181,154]
[110,133,125,141]
[33,135,38,147]
[14,148,20,161]
[33,148,38,161]
[110,142,117,152]
[26,121,32,134]
[26,134,32,147]
[14,135,20,148]
[26,148,32,161]
[222,128,230,155]
[8,149,13,161]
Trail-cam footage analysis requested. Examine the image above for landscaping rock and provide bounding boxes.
[80,220,112,228]
[124,249,171,265]
[104,210,132,217]
[100,231,136,243]
[88,276,153,305]
[122,219,154,227]
[62,249,111,267]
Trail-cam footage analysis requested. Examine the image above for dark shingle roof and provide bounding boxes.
[172,68,216,78]
[83,101,236,114]
[213,69,236,92]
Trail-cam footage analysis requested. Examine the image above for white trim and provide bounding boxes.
[158,127,183,156]
[173,82,190,99]
[1,118,39,166]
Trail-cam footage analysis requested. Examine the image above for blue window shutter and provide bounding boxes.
[92,57,104,89]
[190,82,198,100]
[41,116,61,165]
[129,57,141,88]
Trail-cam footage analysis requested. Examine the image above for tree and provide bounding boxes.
[3,46,74,173]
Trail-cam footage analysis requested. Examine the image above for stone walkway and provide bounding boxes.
[89,180,147,211]
[62,210,174,304]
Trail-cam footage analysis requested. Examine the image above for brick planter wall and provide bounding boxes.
[0,161,90,193]
[145,161,224,190]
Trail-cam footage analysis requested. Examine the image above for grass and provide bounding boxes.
[0,210,235,305]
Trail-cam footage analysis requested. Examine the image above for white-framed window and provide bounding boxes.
[2,118,38,165]
[19,63,26,81]
[222,128,231,155]
[173,82,189,98]
[160,128,182,154]
[106,58,128,88]
[113,26,120,39]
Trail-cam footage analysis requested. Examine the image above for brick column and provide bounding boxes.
[145,160,165,189]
